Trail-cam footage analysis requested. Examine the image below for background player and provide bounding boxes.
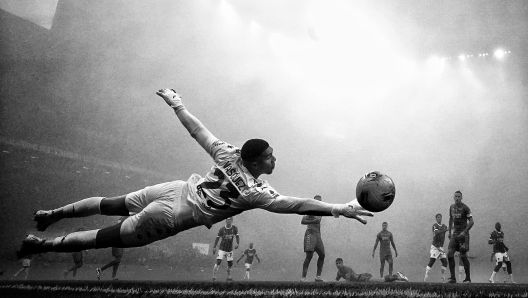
[11,254,32,280]
[447,190,474,283]
[212,217,239,281]
[372,222,398,278]
[63,229,88,279]
[424,213,448,282]
[334,258,408,282]
[96,216,127,280]
[236,242,261,280]
[300,195,325,282]
[17,89,373,259]
[488,222,515,283]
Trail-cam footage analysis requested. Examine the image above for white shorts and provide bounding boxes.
[120,181,186,246]
[430,245,447,259]
[216,250,234,261]
[495,252,510,265]
[245,263,252,270]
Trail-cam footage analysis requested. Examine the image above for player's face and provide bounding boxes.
[495,222,501,231]
[255,147,276,175]
[454,192,462,204]
[382,223,388,231]
[226,217,233,227]
[249,243,253,249]
[335,260,343,269]
[436,215,442,224]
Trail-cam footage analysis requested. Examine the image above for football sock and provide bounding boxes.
[424,266,431,280]
[447,256,456,279]
[52,230,98,252]
[53,197,104,218]
[490,271,496,280]
[441,266,446,276]
[461,257,470,280]
[316,256,324,276]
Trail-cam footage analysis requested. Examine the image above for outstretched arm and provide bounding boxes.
[236,253,245,263]
[372,237,379,258]
[156,89,217,151]
[262,196,373,224]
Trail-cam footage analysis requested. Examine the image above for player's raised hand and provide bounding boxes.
[340,199,373,224]
[156,88,183,109]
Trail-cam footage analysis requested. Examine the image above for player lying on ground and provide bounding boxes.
[334,258,408,282]
[17,89,373,258]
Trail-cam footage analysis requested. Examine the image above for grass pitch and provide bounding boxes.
[1,280,527,298]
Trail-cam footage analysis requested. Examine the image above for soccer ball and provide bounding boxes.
[356,171,395,212]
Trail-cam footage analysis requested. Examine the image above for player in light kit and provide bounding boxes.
[11,254,32,280]
[334,258,408,283]
[372,222,398,278]
[212,217,239,281]
[300,195,325,282]
[488,222,515,283]
[446,191,474,283]
[17,89,373,259]
[236,242,261,280]
[424,214,448,282]
[96,217,126,280]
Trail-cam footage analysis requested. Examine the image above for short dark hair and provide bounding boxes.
[436,213,442,218]
[241,139,269,162]
[335,258,343,263]
[382,222,388,225]
[455,190,462,195]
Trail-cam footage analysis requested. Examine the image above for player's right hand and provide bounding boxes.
[212,248,216,254]
[156,89,183,109]
[341,199,373,224]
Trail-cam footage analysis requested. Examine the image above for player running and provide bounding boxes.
[236,242,261,280]
[96,217,127,280]
[334,258,408,282]
[424,213,448,282]
[488,222,515,283]
[446,191,474,283]
[212,217,239,281]
[372,222,398,278]
[16,89,373,259]
[300,195,325,282]
[11,255,32,280]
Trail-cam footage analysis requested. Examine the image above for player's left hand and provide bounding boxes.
[156,89,183,109]
[339,199,373,224]
[235,244,239,249]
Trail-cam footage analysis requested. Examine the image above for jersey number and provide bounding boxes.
[198,168,239,210]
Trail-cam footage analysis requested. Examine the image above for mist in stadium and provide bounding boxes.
[1,0,528,289]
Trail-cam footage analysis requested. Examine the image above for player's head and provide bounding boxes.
[495,222,501,231]
[435,213,442,223]
[382,222,388,230]
[249,243,254,249]
[335,258,344,269]
[314,195,322,201]
[225,217,233,227]
[241,139,275,178]
[454,191,463,204]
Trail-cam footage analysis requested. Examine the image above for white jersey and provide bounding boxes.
[185,140,280,228]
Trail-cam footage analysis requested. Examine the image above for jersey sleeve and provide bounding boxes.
[203,140,240,164]
[234,226,239,236]
[463,205,472,218]
[217,227,224,237]
[244,249,249,255]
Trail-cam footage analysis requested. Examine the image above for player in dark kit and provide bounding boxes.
[236,242,261,280]
[212,217,239,281]
[372,222,398,278]
[488,222,515,283]
[16,89,373,260]
[96,216,127,280]
[301,195,325,282]
[446,191,474,283]
[334,258,408,283]
[424,214,448,282]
